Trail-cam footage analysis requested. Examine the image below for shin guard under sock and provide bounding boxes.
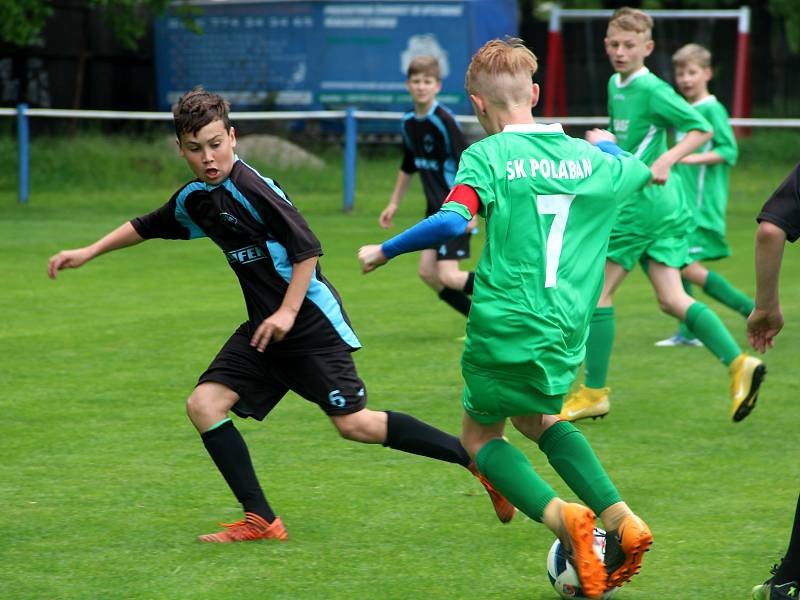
[383,411,471,467]
[704,271,755,318]
[685,302,741,366]
[438,287,471,316]
[538,421,621,515]
[585,307,615,388]
[463,272,475,295]
[201,419,275,522]
[476,438,556,522]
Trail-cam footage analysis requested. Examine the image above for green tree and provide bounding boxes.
[766,0,800,53]
[0,0,53,47]
[0,0,187,49]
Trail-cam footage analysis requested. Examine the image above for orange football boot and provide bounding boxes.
[468,462,516,523]
[198,512,288,543]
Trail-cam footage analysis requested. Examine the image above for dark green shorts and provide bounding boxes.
[462,369,564,425]
[607,230,690,271]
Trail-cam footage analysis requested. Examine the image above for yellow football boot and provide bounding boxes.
[559,385,610,422]
[729,353,767,422]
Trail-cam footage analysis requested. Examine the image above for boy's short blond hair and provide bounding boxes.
[407,56,441,80]
[608,7,653,40]
[465,37,537,104]
[672,43,712,69]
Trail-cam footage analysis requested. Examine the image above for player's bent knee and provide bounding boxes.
[418,268,440,288]
[331,410,386,444]
[438,272,462,290]
[510,414,553,442]
[186,383,237,423]
[185,391,206,420]
[656,296,682,317]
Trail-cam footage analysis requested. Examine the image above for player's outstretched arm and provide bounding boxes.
[361,183,479,274]
[650,128,713,184]
[47,222,145,279]
[360,211,468,274]
[379,171,413,229]
[679,150,726,166]
[747,220,787,353]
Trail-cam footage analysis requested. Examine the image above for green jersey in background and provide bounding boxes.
[607,67,712,237]
[673,95,738,240]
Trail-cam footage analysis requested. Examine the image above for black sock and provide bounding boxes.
[463,272,475,295]
[382,410,470,467]
[201,420,276,522]
[439,287,471,316]
[775,493,800,584]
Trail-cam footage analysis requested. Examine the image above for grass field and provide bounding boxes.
[1,130,799,599]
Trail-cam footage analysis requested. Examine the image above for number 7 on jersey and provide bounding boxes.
[537,194,575,288]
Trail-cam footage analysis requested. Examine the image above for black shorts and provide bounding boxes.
[197,325,367,420]
[434,231,472,261]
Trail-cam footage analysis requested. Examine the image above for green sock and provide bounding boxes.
[677,279,695,339]
[538,421,621,515]
[476,438,557,522]
[704,271,755,317]
[685,302,741,366]
[584,307,614,388]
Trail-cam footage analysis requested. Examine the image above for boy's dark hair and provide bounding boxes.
[173,87,232,139]
[407,56,441,80]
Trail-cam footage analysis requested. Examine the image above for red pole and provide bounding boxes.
[544,7,563,117]
[732,6,751,137]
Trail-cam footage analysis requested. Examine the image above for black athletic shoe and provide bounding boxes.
[752,562,799,599]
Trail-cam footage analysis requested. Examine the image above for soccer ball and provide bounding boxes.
[546,528,618,599]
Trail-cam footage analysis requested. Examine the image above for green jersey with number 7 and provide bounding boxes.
[444,123,651,395]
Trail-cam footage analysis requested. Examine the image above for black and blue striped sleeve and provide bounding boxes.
[757,163,800,243]
[130,189,192,240]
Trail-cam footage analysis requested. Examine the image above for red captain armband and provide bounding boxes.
[444,184,480,217]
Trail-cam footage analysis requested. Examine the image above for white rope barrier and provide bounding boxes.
[6,106,799,206]
[2,107,798,128]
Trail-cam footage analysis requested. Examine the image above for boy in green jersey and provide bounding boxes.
[655,43,754,347]
[360,38,653,598]
[561,7,766,424]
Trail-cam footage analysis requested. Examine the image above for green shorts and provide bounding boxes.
[607,230,691,271]
[462,369,564,425]
[687,227,731,262]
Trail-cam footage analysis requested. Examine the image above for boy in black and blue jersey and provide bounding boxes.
[47,88,514,543]
[379,56,476,317]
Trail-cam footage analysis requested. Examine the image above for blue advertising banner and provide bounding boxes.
[154,0,516,114]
